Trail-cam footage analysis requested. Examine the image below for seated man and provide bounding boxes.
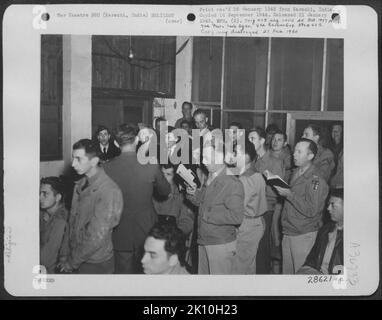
[40,177,68,274]
[141,222,189,274]
[298,188,344,275]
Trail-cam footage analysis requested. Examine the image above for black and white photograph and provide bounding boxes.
[2,4,379,297]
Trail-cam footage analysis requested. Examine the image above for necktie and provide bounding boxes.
[103,147,107,155]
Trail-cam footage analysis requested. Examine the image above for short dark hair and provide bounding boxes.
[73,139,98,159]
[228,122,243,129]
[181,101,193,110]
[273,129,287,142]
[40,176,65,203]
[330,188,344,200]
[249,126,266,140]
[148,222,187,266]
[193,108,208,118]
[115,124,138,146]
[265,123,280,135]
[306,124,321,138]
[296,138,318,159]
[160,163,175,171]
[244,141,257,162]
[95,125,110,136]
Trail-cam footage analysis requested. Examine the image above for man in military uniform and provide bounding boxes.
[275,138,329,274]
[302,124,335,182]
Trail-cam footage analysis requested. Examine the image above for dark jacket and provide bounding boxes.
[96,141,121,162]
[104,152,171,251]
[303,222,343,274]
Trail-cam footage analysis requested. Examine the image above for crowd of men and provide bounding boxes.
[40,101,344,275]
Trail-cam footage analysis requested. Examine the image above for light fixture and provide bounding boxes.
[128,36,134,59]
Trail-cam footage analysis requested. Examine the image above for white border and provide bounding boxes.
[3,4,379,296]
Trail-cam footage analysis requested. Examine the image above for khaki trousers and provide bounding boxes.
[233,217,264,274]
[198,240,237,274]
[282,231,317,274]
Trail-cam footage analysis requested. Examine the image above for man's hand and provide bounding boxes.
[186,183,197,195]
[274,186,292,197]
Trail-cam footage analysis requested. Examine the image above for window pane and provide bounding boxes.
[225,37,268,110]
[40,122,61,160]
[192,37,222,102]
[224,112,265,130]
[326,39,344,111]
[40,35,62,161]
[267,113,287,132]
[269,38,323,111]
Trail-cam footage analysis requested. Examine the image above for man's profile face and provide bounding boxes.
[293,141,312,167]
[141,236,174,274]
[194,113,208,130]
[162,167,175,185]
[40,184,59,210]
[272,133,286,152]
[302,127,319,144]
[331,125,342,144]
[97,129,110,146]
[327,196,344,224]
[72,149,93,175]
[248,131,263,152]
[182,104,192,118]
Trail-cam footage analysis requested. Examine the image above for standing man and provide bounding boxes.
[248,127,285,274]
[175,101,194,129]
[302,124,335,182]
[94,125,121,163]
[40,177,68,274]
[104,124,171,274]
[186,144,244,274]
[275,138,329,274]
[233,142,268,274]
[59,139,123,274]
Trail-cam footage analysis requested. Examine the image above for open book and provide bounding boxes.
[176,164,199,189]
[263,170,290,189]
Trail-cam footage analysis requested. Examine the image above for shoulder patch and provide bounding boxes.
[311,176,320,191]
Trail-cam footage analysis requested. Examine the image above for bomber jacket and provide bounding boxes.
[61,168,123,269]
[281,164,329,236]
[187,168,244,245]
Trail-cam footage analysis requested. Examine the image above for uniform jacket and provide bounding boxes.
[313,145,335,182]
[304,222,343,274]
[104,152,171,251]
[281,164,329,236]
[252,150,285,210]
[153,185,195,235]
[187,168,244,245]
[61,168,123,268]
[40,205,68,273]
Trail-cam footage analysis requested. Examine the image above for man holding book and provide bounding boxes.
[274,138,329,274]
